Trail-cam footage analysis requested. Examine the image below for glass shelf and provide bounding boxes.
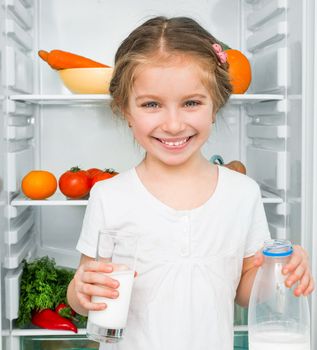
[9,94,111,105]
[12,328,87,336]
[9,93,284,105]
[15,328,249,349]
[11,191,281,206]
[261,190,283,203]
[229,94,284,103]
[11,193,88,206]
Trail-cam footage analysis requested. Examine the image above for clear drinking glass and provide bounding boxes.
[86,229,139,343]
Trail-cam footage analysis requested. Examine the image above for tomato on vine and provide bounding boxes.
[59,166,90,199]
[91,168,118,188]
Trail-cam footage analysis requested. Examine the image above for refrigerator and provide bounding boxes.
[0,0,316,349]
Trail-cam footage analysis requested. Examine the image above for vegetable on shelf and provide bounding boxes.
[90,168,119,188]
[58,166,91,199]
[86,168,103,180]
[17,256,87,329]
[38,49,111,70]
[32,309,77,333]
[55,303,76,318]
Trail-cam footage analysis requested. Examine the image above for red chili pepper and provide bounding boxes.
[32,309,77,333]
[55,303,76,318]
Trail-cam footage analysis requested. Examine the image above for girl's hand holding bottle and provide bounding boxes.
[73,260,119,311]
[254,245,314,296]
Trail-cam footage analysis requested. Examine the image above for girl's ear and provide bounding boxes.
[123,109,133,128]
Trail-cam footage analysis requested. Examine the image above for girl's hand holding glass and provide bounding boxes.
[254,245,314,296]
[74,260,119,311]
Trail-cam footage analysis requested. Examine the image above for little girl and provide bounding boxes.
[67,16,314,350]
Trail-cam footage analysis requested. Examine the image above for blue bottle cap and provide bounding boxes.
[262,239,293,257]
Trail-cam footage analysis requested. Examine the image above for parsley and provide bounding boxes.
[17,256,77,327]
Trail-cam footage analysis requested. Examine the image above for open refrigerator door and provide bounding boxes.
[0,0,316,349]
[1,1,8,349]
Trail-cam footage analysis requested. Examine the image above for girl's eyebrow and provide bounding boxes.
[135,94,160,101]
[182,94,208,100]
[135,93,208,101]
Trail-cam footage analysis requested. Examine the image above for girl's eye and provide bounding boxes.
[142,101,159,108]
[184,100,201,107]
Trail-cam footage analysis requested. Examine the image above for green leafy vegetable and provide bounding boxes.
[17,256,86,328]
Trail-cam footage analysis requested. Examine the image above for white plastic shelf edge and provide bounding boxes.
[9,94,284,105]
[11,192,282,206]
[11,194,88,206]
[11,325,248,336]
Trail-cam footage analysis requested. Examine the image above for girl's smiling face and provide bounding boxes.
[126,57,215,167]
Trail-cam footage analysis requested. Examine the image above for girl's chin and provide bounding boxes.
[152,151,200,168]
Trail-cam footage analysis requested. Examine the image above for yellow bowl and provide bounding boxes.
[58,67,113,94]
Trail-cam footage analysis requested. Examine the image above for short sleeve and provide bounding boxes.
[244,185,271,257]
[76,185,106,258]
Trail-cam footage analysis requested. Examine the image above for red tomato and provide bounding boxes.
[91,168,118,187]
[59,166,91,199]
[86,168,103,179]
[86,168,103,189]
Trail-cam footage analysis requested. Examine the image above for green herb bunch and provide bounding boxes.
[17,256,77,327]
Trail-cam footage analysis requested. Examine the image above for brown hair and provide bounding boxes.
[109,16,232,116]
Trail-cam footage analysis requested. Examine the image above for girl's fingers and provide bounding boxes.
[82,271,119,288]
[83,260,113,273]
[285,265,305,287]
[80,283,119,299]
[78,293,107,311]
[294,271,310,296]
[283,245,306,274]
[253,250,264,267]
[303,278,315,296]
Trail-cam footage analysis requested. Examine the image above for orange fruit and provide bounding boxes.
[21,170,57,200]
[226,49,252,94]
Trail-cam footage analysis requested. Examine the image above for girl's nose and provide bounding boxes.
[161,108,185,134]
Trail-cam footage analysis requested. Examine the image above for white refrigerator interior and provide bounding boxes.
[0,0,317,349]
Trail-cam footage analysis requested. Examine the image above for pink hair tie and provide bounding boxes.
[212,43,227,64]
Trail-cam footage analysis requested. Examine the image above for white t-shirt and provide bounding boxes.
[77,165,270,350]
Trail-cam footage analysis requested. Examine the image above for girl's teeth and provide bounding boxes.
[160,138,189,146]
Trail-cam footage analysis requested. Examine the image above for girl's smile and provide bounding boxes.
[154,136,193,150]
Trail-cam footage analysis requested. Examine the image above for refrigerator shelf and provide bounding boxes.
[11,193,88,206]
[11,191,282,206]
[11,325,248,336]
[11,328,87,336]
[9,94,112,105]
[9,94,284,105]
[261,190,283,203]
[229,94,284,103]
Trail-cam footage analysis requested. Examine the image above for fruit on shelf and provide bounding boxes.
[21,170,57,200]
[217,41,252,94]
[226,49,252,94]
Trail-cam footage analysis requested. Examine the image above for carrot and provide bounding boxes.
[38,50,49,62]
[38,49,110,70]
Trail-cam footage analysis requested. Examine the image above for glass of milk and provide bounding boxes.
[86,229,139,343]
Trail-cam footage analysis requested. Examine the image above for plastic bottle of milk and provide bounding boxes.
[248,239,310,350]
